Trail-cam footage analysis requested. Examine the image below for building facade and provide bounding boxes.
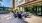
[15,0,25,7]
[15,0,26,11]
[10,0,15,11]
[10,0,15,8]
[15,0,42,15]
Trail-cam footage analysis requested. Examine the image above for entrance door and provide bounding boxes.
[32,5,41,16]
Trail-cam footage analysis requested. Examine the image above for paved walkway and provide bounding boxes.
[0,12,27,23]
[24,15,42,23]
[1,17,26,23]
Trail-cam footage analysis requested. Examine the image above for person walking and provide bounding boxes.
[17,12,22,19]
[14,11,17,18]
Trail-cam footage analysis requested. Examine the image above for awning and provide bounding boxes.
[17,1,42,7]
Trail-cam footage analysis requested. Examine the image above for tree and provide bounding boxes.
[0,0,2,2]
[24,6,29,12]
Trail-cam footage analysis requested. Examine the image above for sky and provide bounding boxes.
[0,0,11,7]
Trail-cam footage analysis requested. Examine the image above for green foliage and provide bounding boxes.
[0,0,2,1]
[32,4,42,14]
[0,0,2,2]
[0,7,9,11]
[24,5,33,12]
[24,6,29,12]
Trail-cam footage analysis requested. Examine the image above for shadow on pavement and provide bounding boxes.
[24,21,29,23]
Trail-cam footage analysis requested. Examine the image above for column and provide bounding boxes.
[18,7,20,12]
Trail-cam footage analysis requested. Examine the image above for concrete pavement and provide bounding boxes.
[0,12,27,23]
[24,15,42,23]
[1,12,42,23]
